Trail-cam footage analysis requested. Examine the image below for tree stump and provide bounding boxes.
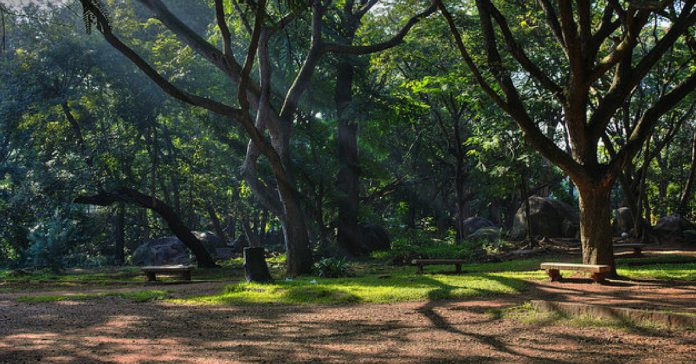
[243,247,273,283]
[546,269,562,281]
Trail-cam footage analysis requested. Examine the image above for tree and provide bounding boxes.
[79,0,433,273]
[436,0,696,271]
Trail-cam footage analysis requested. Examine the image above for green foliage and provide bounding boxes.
[313,257,353,278]
[386,233,483,261]
[26,209,78,272]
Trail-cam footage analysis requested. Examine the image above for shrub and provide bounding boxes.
[313,257,352,278]
[26,209,77,272]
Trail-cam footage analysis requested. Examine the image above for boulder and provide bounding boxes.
[613,207,634,236]
[654,215,696,242]
[193,231,226,253]
[360,223,391,252]
[132,236,192,266]
[510,196,579,240]
[461,217,495,236]
[467,227,501,242]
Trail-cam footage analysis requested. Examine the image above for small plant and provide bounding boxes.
[313,257,352,278]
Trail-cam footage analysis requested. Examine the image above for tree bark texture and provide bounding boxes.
[577,184,615,273]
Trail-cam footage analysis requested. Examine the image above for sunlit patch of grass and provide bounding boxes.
[501,303,675,333]
[617,255,696,265]
[16,289,171,303]
[175,269,541,306]
[619,262,696,281]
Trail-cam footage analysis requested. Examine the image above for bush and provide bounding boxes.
[380,235,483,261]
[313,257,352,278]
[26,209,77,272]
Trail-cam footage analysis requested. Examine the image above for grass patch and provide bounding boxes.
[501,303,674,333]
[619,262,696,281]
[616,254,696,265]
[0,267,241,287]
[0,267,143,284]
[16,289,171,303]
[177,268,544,306]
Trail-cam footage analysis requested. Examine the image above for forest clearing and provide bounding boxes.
[1,0,695,362]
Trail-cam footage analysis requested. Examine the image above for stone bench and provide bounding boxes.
[614,243,645,256]
[540,262,611,283]
[141,265,194,282]
[411,259,467,274]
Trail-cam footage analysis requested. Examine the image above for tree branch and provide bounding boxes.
[321,4,436,55]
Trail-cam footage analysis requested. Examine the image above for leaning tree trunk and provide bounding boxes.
[75,188,217,268]
[576,183,615,275]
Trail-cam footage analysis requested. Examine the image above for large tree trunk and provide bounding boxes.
[277,183,313,276]
[75,188,217,268]
[576,183,615,273]
[335,55,363,256]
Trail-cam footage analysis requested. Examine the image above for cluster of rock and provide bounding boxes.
[132,230,228,266]
[613,208,696,243]
[509,196,579,240]
[132,236,192,266]
[653,215,696,242]
[454,197,581,243]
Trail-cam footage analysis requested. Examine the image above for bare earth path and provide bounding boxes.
[1,278,695,363]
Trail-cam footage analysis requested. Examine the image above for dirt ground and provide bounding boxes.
[1,277,695,363]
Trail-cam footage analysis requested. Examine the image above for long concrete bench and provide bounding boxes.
[540,262,611,283]
[411,259,467,274]
[141,265,194,282]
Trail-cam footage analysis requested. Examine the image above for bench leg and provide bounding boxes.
[183,270,192,281]
[591,272,607,283]
[546,269,562,282]
[416,265,423,274]
[146,272,157,282]
[634,248,643,257]
[455,264,462,273]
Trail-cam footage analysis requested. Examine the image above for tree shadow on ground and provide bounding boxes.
[1,271,694,362]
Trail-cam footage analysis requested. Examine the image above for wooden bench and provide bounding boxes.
[540,262,611,283]
[141,265,194,282]
[614,243,645,256]
[411,259,467,274]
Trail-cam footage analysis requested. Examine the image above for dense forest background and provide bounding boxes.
[0,0,694,273]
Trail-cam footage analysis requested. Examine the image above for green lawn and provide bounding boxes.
[0,266,240,287]
[16,289,171,303]
[5,255,695,305]
[177,256,696,306]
